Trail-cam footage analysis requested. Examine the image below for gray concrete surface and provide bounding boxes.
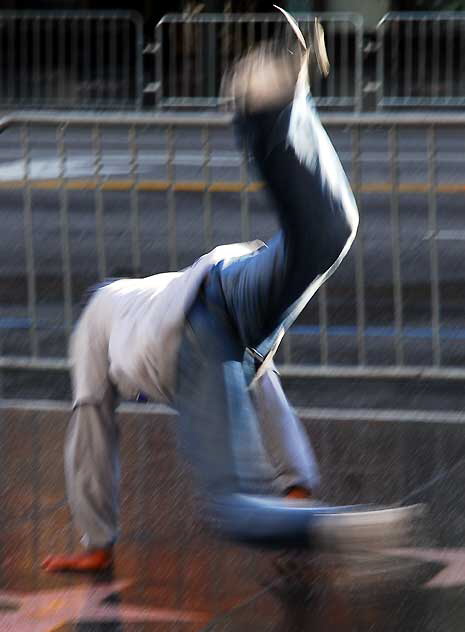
[1,401,465,631]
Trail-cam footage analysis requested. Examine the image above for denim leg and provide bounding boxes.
[218,94,358,350]
[174,292,277,497]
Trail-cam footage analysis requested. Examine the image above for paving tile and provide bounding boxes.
[0,409,37,521]
[400,422,443,494]
[36,409,68,510]
[2,406,465,631]
[0,520,36,590]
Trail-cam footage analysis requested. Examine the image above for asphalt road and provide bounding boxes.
[0,123,465,184]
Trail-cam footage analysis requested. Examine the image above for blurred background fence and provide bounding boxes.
[153,12,364,110]
[0,10,465,111]
[0,11,144,110]
[1,111,465,396]
[377,12,465,109]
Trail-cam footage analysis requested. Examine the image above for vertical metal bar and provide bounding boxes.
[21,124,38,357]
[33,16,40,105]
[166,125,177,271]
[20,16,28,103]
[208,22,215,99]
[269,15,276,50]
[92,124,106,280]
[376,17,384,109]
[155,21,163,107]
[281,14,288,52]
[247,20,254,58]
[72,17,78,108]
[428,126,441,365]
[57,124,73,340]
[311,18,321,98]
[221,17,229,88]
[342,19,349,103]
[419,17,427,100]
[124,18,130,105]
[262,16,269,45]
[182,20,190,100]
[391,18,399,102]
[0,18,3,107]
[110,16,117,105]
[47,17,53,105]
[97,16,104,106]
[404,19,413,99]
[446,18,454,101]
[84,15,91,107]
[354,17,363,112]
[461,18,465,99]
[313,16,322,98]
[328,20,335,101]
[389,126,404,365]
[129,125,141,276]
[202,126,213,251]
[135,14,144,109]
[352,126,366,365]
[169,22,176,99]
[196,21,203,99]
[318,285,329,366]
[8,17,15,103]
[281,13,287,50]
[433,18,440,99]
[235,18,242,65]
[59,16,66,105]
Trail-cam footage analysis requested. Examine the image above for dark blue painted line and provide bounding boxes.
[290,324,465,341]
[0,318,33,329]
[0,318,60,330]
[2,318,465,342]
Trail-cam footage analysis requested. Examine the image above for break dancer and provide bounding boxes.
[43,13,417,573]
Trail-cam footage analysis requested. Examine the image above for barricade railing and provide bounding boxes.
[154,13,364,112]
[1,111,465,386]
[376,12,465,109]
[2,11,465,113]
[0,11,144,109]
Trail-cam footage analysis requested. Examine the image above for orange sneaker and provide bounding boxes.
[41,547,113,573]
[284,486,313,500]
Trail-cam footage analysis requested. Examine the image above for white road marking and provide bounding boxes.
[0,150,243,180]
[0,149,462,181]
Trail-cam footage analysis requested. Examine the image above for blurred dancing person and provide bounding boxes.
[43,12,416,573]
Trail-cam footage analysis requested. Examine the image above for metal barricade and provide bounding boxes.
[153,13,364,112]
[376,12,465,109]
[1,111,465,386]
[0,11,144,109]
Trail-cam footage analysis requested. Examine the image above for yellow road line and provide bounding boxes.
[437,184,465,193]
[0,179,464,194]
[137,180,170,191]
[0,181,24,190]
[361,183,431,193]
[399,183,429,193]
[173,181,207,192]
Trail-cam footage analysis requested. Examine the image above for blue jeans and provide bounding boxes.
[174,95,358,499]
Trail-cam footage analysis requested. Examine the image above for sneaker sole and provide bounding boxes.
[312,504,425,553]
